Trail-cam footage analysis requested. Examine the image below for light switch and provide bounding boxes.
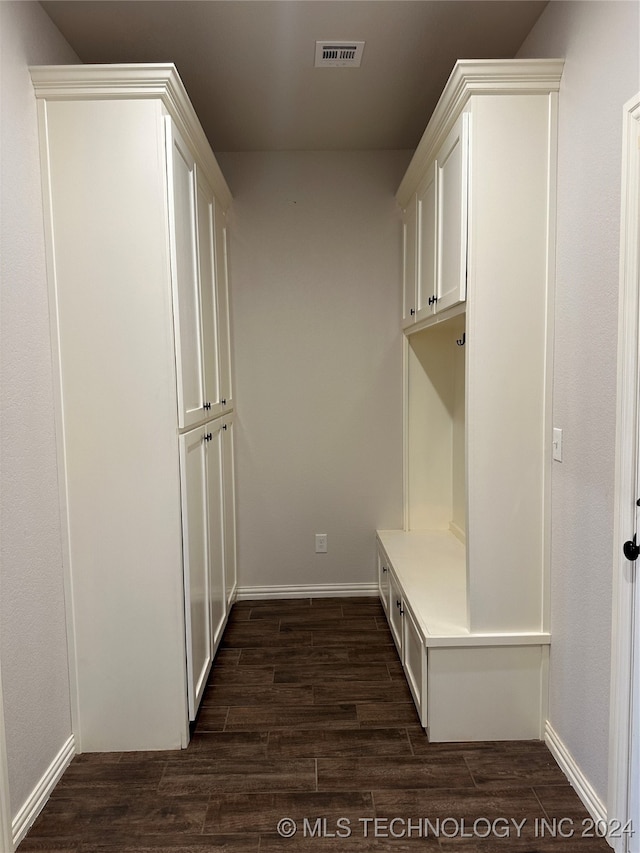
[553,428,563,462]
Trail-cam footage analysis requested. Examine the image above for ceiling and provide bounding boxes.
[40,0,548,152]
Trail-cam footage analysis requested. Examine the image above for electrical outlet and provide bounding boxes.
[315,533,328,553]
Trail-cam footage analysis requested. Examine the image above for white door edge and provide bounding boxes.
[609,91,640,853]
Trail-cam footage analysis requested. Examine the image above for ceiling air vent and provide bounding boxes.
[314,41,365,68]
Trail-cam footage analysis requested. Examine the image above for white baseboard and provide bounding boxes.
[236,582,378,600]
[545,721,608,827]
[12,734,75,848]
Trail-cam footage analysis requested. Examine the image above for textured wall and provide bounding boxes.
[217,151,409,592]
[518,0,639,803]
[0,1,78,817]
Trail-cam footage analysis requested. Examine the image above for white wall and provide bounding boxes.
[217,151,409,593]
[0,0,78,818]
[518,0,639,804]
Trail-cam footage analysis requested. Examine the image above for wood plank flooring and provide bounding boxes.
[18,597,610,852]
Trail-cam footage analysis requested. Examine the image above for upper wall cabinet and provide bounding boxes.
[30,64,235,752]
[403,113,469,328]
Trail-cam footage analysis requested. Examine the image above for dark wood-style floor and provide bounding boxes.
[18,597,609,852]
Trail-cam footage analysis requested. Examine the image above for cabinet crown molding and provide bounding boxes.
[397,58,564,208]
[29,63,232,210]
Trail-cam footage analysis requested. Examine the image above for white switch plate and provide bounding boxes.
[315,533,328,553]
[553,428,563,462]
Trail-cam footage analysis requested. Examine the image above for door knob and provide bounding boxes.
[623,533,639,561]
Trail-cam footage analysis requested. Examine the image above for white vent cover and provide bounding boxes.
[314,41,365,68]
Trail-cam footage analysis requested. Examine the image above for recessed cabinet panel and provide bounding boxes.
[167,121,205,430]
[206,422,226,651]
[402,193,418,326]
[378,550,390,615]
[417,165,437,320]
[388,571,403,655]
[222,412,238,604]
[402,603,425,722]
[436,113,469,313]
[179,425,212,721]
[196,169,222,418]
[215,200,234,410]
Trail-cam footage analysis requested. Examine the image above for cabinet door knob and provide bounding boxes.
[382,566,388,573]
[203,402,211,410]
[221,398,227,406]
[204,432,212,442]
[410,308,415,316]
[222,424,228,431]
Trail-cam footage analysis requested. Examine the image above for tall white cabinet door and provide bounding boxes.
[402,193,418,326]
[179,425,212,720]
[417,164,437,320]
[436,113,470,313]
[166,120,206,430]
[195,169,222,418]
[214,199,233,411]
[221,412,237,604]
[206,421,226,650]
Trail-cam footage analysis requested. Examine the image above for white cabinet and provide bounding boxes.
[207,422,227,652]
[416,164,437,321]
[381,59,563,741]
[31,63,236,752]
[388,569,403,654]
[401,193,418,324]
[221,411,238,605]
[401,601,425,722]
[168,121,231,428]
[167,121,204,430]
[196,168,222,420]
[378,530,550,741]
[215,200,234,412]
[180,418,227,721]
[377,550,390,616]
[403,113,469,329]
[378,545,427,725]
[179,425,213,720]
[435,113,469,313]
